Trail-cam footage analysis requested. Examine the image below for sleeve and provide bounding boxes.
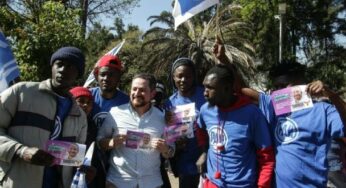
[77,110,88,144]
[197,108,206,129]
[195,125,208,149]
[0,85,24,162]
[196,109,208,149]
[258,93,276,125]
[96,112,117,141]
[253,109,275,188]
[326,104,344,138]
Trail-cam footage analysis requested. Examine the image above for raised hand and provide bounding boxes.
[213,35,226,61]
[306,80,331,98]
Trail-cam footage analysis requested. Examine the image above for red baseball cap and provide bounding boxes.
[93,55,122,77]
[69,86,93,100]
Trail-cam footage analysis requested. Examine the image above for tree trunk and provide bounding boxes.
[81,0,89,38]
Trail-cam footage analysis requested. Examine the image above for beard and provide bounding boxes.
[205,97,216,107]
[207,101,216,107]
[131,97,150,108]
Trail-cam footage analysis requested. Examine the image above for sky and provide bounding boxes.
[105,0,345,48]
[122,0,172,31]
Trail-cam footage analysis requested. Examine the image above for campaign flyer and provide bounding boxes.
[271,85,313,116]
[45,140,86,166]
[125,130,151,149]
[164,103,196,143]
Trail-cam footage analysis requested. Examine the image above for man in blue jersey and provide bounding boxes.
[213,37,346,187]
[198,64,275,188]
[164,57,207,188]
[256,62,346,188]
[89,54,129,187]
[90,54,129,128]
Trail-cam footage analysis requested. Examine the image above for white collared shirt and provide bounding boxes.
[97,103,166,188]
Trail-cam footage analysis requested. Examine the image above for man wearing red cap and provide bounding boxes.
[70,86,95,147]
[70,86,104,188]
[90,54,129,129]
[88,54,129,187]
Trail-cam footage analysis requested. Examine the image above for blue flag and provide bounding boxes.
[0,32,20,92]
[172,0,219,30]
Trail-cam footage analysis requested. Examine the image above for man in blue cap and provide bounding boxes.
[0,47,88,188]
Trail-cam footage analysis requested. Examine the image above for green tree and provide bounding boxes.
[84,23,115,76]
[234,0,278,68]
[113,17,126,39]
[0,1,84,81]
[96,25,144,92]
[235,0,345,92]
[62,0,139,36]
[141,4,256,85]
[4,0,139,36]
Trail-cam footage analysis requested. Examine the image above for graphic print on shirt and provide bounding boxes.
[275,117,299,144]
[208,125,229,152]
[93,112,109,128]
[51,116,62,140]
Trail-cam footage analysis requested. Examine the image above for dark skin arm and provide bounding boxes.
[19,147,55,166]
[213,35,256,101]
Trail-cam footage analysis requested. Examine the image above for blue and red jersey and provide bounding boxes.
[198,96,274,188]
[259,93,344,188]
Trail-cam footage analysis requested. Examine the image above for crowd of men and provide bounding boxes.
[0,38,345,188]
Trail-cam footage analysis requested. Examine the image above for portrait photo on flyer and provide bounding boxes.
[45,140,86,166]
[271,85,313,116]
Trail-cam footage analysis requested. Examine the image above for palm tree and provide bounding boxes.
[141,3,256,84]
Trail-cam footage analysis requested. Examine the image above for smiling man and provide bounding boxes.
[0,46,88,188]
[97,73,174,188]
[164,57,207,188]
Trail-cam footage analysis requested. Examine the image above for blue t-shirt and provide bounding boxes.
[328,139,343,171]
[164,86,206,176]
[52,96,72,139]
[43,95,72,188]
[259,93,344,188]
[90,87,129,128]
[198,103,272,188]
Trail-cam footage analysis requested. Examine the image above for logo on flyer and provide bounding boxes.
[208,125,228,151]
[275,117,299,144]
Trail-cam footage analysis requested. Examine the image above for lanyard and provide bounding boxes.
[215,111,226,179]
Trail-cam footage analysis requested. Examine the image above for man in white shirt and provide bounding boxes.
[97,73,174,188]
